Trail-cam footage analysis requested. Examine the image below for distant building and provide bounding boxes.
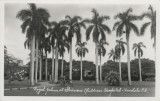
[84,70,94,77]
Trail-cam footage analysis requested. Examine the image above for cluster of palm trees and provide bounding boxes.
[16,3,156,86]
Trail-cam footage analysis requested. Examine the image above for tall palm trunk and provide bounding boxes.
[45,52,48,81]
[39,51,42,81]
[138,55,142,81]
[52,47,55,81]
[80,55,83,81]
[35,39,39,83]
[154,38,156,61]
[54,46,59,83]
[119,55,122,83]
[31,35,35,86]
[126,38,131,85]
[95,43,99,84]
[99,54,102,82]
[69,41,73,81]
[61,56,64,78]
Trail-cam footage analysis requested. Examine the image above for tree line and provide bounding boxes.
[16,3,156,86]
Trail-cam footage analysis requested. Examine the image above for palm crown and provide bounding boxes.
[85,9,111,43]
[113,8,140,39]
[132,42,146,57]
[76,42,88,57]
[16,3,50,41]
[140,5,156,47]
[98,39,109,57]
[64,16,86,44]
[108,49,118,61]
[115,38,126,58]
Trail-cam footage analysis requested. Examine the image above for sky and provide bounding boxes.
[5,3,155,65]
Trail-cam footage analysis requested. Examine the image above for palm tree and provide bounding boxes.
[115,38,126,83]
[39,35,46,81]
[84,9,111,84]
[113,8,140,85]
[108,49,118,62]
[41,36,51,81]
[49,21,68,82]
[38,49,43,81]
[24,39,32,84]
[140,5,156,48]
[132,42,146,81]
[16,3,50,85]
[75,42,89,81]
[64,15,86,81]
[59,43,69,78]
[98,39,109,82]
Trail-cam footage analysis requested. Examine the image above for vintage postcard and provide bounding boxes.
[0,0,160,101]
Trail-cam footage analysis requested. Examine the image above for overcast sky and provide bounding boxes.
[5,3,155,65]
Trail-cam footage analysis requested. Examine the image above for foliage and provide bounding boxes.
[105,71,120,86]
[102,58,155,81]
[85,9,111,43]
[76,42,88,57]
[115,38,126,58]
[132,42,146,57]
[14,70,28,81]
[108,49,119,61]
[140,5,156,47]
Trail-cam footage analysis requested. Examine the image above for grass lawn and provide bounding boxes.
[4,79,40,89]
[4,80,155,97]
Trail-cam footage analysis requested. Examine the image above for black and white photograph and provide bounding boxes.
[1,0,160,100]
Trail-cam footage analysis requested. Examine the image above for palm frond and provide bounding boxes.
[128,14,141,21]
[92,27,99,43]
[37,8,50,21]
[113,21,121,31]
[21,18,31,33]
[16,9,32,21]
[132,43,137,50]
[100,24,111,34]
[139,48,143,57]
[99,27,106,41]
[86,25,94,41]
[116,23,124,37]
[129,22,139,36]
[134,48,137,57]
[151,22,156,39]
[140,12,152,19]
[140,22,151,36]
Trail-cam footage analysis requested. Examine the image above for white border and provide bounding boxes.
[0,0,160,101]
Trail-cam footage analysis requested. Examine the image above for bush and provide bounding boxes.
[58,76,73,87]
[14,70,27,81]
[105,71,120,86]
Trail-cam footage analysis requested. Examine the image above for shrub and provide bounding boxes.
[105,71,120,86]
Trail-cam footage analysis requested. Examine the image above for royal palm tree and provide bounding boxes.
[59,42,69,78]
[98,39,109,82]
[113,8,140,85]
[140,5,156,48]
[108,49,118,62]
[49,21,68,82]
[38,34,46,81]
[84,9,111,84]
[16,3,50,85]
[75,42,89,81]
[38,49,43,81]
[41,36,51,81]
[132,42,146,81]
[115,38,126,83]
[64,15,86,81]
